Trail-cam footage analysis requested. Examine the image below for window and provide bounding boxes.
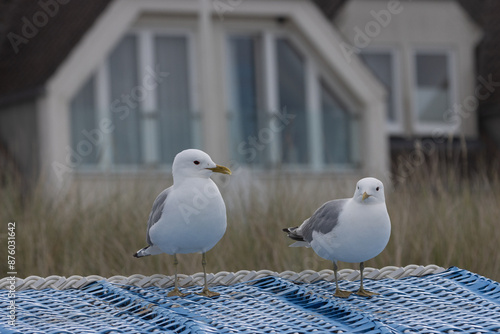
[276,38,308,165]
[227,35,267,165]
[360,52,397,124]
[108,35,142,164]
[414,52,452,123]
[70,32,195,169]
[155,36,192,164]
[361,49,455,133]
[321,81,356,164]
[70,76,98,166]
[226,34,359,170]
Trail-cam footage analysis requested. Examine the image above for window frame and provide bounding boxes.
[360,47,403,134]
[410,47,458,134]
[318,78,361,168]
[225,33,267,166]
[146,28,200,166]
[224,27,361,172]
[71,28,198,172]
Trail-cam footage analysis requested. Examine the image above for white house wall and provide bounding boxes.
[335,0,483,138]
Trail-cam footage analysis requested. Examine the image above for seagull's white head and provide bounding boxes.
[172,149,231,182]
[353,177,386,204]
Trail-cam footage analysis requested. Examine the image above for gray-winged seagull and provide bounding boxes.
[283,177,391,298]
[134,149,231,297]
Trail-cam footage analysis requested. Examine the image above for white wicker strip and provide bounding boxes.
[0,264,446,291]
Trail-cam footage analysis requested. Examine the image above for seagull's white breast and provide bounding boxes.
[149,178,227,254]
[310,200,391,263]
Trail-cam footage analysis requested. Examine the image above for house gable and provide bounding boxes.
[36,0,389,188]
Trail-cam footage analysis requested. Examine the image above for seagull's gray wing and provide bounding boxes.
[146,187,171,246]
[301,199,349,243]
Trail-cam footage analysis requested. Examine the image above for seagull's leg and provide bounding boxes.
[167,254,189,297]
[196,252,220,297]
[333,261,352,298]
[356,262,379,297]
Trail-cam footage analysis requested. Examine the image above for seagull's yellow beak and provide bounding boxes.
[206,164,232,175]
[362,192,371,201]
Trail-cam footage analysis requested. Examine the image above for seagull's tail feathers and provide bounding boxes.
[289,241,310,248]
[283,227,310,248]
[282,226,305,241]
[133,245,163,258]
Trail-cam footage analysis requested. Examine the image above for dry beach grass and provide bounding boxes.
[1,158,500,282]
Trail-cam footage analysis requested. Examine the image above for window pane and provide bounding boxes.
[109,35,142,164]
[70,75,98,165]
[156,36,192,164]
[321,81,352,164]
[415,54,450,122]
[276,38,308,164]
[360,53,395,122]
[227,36,265,165]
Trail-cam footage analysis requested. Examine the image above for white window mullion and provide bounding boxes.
[262,31,280,166]
[138,30,159,165]
[306,59,322,171]
[350,113,361,165]
[95,61,112,170]
[187,33,201,149]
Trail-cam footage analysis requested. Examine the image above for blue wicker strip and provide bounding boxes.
[1,267,500,333]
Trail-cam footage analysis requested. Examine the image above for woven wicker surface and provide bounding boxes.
[1,266,499,333]
[0,264,445,291]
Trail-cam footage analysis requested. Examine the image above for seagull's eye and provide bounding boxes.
[193,160,200,165]
[376,187,380,191]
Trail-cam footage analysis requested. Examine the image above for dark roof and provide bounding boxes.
[0,0,345,107]
[0,0,112,106]
[312,0,347,19]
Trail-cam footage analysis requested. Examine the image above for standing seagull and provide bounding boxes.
[134,149,231,297]
[283,177,391,298]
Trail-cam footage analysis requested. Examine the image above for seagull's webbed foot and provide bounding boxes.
[168,254,190,297]
[355,262,379,297]
[355,287,379,297]
[196,287,220,298]
[167,288,190,297]
[334,289,352,298]
[197,253,220,298]
[332,261,352,298]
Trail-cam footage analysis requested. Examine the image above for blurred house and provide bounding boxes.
[0,0,495,190]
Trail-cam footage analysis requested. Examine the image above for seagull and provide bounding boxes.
[134,149,231,297]
[283,177,391,298]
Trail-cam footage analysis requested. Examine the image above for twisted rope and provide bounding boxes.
[0,264,445,291]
